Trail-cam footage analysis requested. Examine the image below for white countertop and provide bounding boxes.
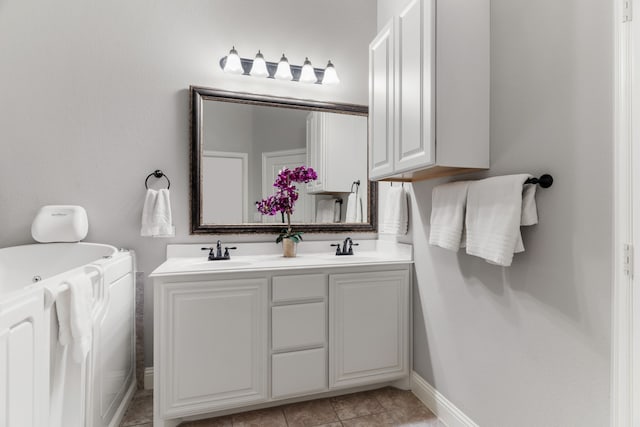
[150,240,413,277]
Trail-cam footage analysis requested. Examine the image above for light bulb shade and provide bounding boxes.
[322,60,340,85]
[299,57,317,84]
[250,51,269,77]
[223,46,244,74]
[274,54,293,80]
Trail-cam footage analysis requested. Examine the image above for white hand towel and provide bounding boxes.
[380,185,409,235]
[316,198,339,223]
[345,193,363,223]
[55,273,93,363]
[141,188,174,237]
[465,174,538,266]
[429,181,470,251]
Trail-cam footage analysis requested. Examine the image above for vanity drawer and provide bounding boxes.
[272,302,325,351]
[272,348,327,398]
[272,274,326,303]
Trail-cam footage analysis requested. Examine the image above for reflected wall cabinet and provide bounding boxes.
[306,112,368,194]
[369,0,490,182]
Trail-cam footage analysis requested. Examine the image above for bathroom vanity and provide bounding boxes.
[151,241,412,427]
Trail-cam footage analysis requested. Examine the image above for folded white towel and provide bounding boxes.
[465,174,538,266]
[56,274,93,363]
[380,185,409,235]
[316,198,339,223]
[141,189,174,237]
[429,181,470,251]
[345,193,363,223]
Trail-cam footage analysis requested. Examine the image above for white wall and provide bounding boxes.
[378,0,613,426]
[0,0,376,367]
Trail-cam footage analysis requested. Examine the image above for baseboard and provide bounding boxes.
[411,371,478,427]
[108,380,136,427]
[144,367,154,390]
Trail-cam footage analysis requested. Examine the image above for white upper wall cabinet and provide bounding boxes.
[369,0,490,182]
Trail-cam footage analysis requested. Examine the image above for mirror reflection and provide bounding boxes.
[200,98,369,225]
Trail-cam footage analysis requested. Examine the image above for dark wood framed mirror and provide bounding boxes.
[190,86,377,235]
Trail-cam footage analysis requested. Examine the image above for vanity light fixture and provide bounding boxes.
[249,50,269,77]
[299,57,318,84]
[321,60,340,85]
[222,46,244,74]
[219,47,339,85]
[274,53,294,81]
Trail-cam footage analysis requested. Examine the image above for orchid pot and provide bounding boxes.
[281,237,297,257]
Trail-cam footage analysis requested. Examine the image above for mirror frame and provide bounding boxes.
[190,86,378,235]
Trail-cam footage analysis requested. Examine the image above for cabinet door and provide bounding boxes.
[157,278,268,418]
[306,112,324,193]
[369,19,395,180]
[394,0,435,173]
[323,114,368,193]
[329,270,409,389]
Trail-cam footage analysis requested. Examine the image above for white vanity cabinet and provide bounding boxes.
[369,0,490,182]
[154,277,268,421]
[306,111,368,193]
[152,249,412,427]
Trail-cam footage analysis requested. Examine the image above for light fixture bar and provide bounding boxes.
[219,55,332,84]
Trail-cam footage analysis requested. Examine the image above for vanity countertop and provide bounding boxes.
[150,240,412,277]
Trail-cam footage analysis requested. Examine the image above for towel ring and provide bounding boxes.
[145,170,171,189]
[350,180,361,193]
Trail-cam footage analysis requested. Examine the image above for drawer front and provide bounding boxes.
[272,274,326,303]
[272,348,327,398]
[272,302,325,351]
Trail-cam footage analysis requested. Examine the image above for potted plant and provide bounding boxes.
[256,166,317,257]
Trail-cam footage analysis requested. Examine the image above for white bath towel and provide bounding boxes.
[345,192,363,223]
[55,273,93,363]
[316,198,339,223]
[429,181,470,251]
[141,188,174,237]
[380,185,409,235]
[465,174,538,266]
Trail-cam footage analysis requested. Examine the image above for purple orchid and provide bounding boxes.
[256,166,318,243]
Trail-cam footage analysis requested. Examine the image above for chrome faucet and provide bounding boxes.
[201,240,237,261]
[331,237,359,256]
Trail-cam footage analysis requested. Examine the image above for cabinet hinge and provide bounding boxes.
[624,0,633,22]
[624,244,634,278]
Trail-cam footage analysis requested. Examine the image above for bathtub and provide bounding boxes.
[0,242,136,427]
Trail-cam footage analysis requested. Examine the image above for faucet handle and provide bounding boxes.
[201,247,214,253]
[223,246,237,258]
[348,242,359,255]
[330,243,341,255]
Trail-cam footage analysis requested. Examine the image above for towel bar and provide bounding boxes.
[145,169,171,189]
[525,174,553,188]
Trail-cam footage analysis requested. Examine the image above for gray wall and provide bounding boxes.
[378,0,613,425]
[0,0,376,367]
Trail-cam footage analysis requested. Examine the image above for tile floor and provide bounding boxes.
[120,387,443,427]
